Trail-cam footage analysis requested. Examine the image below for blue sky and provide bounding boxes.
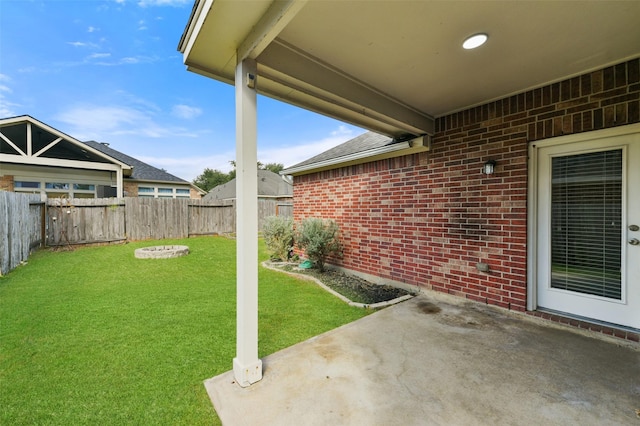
[0,0,365,181]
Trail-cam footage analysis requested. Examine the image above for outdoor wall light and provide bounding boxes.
[483,160,496,175]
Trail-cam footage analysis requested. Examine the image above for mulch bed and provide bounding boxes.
[273,263,411,304]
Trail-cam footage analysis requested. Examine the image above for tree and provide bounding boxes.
[262,162,285,174]
[228,161,285,174]
[192,168,233,192]
[193,161,286,192]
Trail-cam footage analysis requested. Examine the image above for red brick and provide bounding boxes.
[293,59,640,319]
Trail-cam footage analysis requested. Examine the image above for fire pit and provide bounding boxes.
[134,245,189,259]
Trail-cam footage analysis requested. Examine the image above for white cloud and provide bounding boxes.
[137,153,235,181]
[0,93,20,117]
[121,57,140,64]
[144,125,362,181]
[86,55,159,67]
[172,104,202,120]
[0,75,19,116]
[87,26,97,33]
[55,105,147,139]
[67,41,99,48]
[258,125,362,169]
[54,103,204,142]
[18,67,36,73]
[88,53,111,59]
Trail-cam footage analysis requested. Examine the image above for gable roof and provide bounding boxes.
[289,132,393,169]
[204,169,292,200]
[84,140,188,184]
[281,131,429,176]
[0,115,131,173]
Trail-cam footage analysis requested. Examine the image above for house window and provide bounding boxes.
[14,179,97,198]
[46,182,69,190]
[15,181,40,189]
[135,186,191,198]
[73,184,95,191]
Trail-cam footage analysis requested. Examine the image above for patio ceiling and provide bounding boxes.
[179,0,640,139]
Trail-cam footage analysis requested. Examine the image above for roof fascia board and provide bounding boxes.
[237,0,307,62]
[128,178,193,186]
[258,41,435,136]
[0,115,132,170]
[283,135,430,176]
[178,0,213,58]
[0,153,125,172]
[186,65,235,86]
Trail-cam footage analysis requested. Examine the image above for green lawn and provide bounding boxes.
[0,237,368,425]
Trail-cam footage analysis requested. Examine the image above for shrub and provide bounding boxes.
[262,216,294,261]
[296,217,342,272]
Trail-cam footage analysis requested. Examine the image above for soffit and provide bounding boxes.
[180,0,640,138]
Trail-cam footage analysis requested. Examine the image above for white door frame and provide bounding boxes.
[527,123,640,315]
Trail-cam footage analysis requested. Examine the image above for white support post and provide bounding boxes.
[232,58,262,387]
[116,168,124,198]
[27,122,32,156]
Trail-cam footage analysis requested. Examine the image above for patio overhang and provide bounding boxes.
[178,0,640,387]
[179,0,640,139]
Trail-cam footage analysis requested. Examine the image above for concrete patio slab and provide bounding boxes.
[205,293,640,425]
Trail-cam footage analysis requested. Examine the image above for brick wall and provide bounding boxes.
[0,174,14,191]
[293,58,640,312]
[123,181,138,197]
[189,187,202,199]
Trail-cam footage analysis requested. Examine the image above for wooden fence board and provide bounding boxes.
[0,192,42,275]
[188,199,235,236]
[47,198,126,246]
[124,197,189,241]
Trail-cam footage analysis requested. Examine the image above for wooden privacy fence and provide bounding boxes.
[0,192,44,275]
[1,195,292,273]
[46,197,291,246]
[47,198,238,246]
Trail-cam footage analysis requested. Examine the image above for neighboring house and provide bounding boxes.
[204,169,292,202]
[85,140,204,199]
[205,169,293,224]
[0,115,204,199]
[179,1,640,385]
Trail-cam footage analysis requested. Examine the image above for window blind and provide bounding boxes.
[550,149,622,299]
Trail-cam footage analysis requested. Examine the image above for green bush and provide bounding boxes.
[262,216,294,261]
[296,217,342,272]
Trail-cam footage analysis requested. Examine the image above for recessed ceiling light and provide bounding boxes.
[463,33,488,50]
